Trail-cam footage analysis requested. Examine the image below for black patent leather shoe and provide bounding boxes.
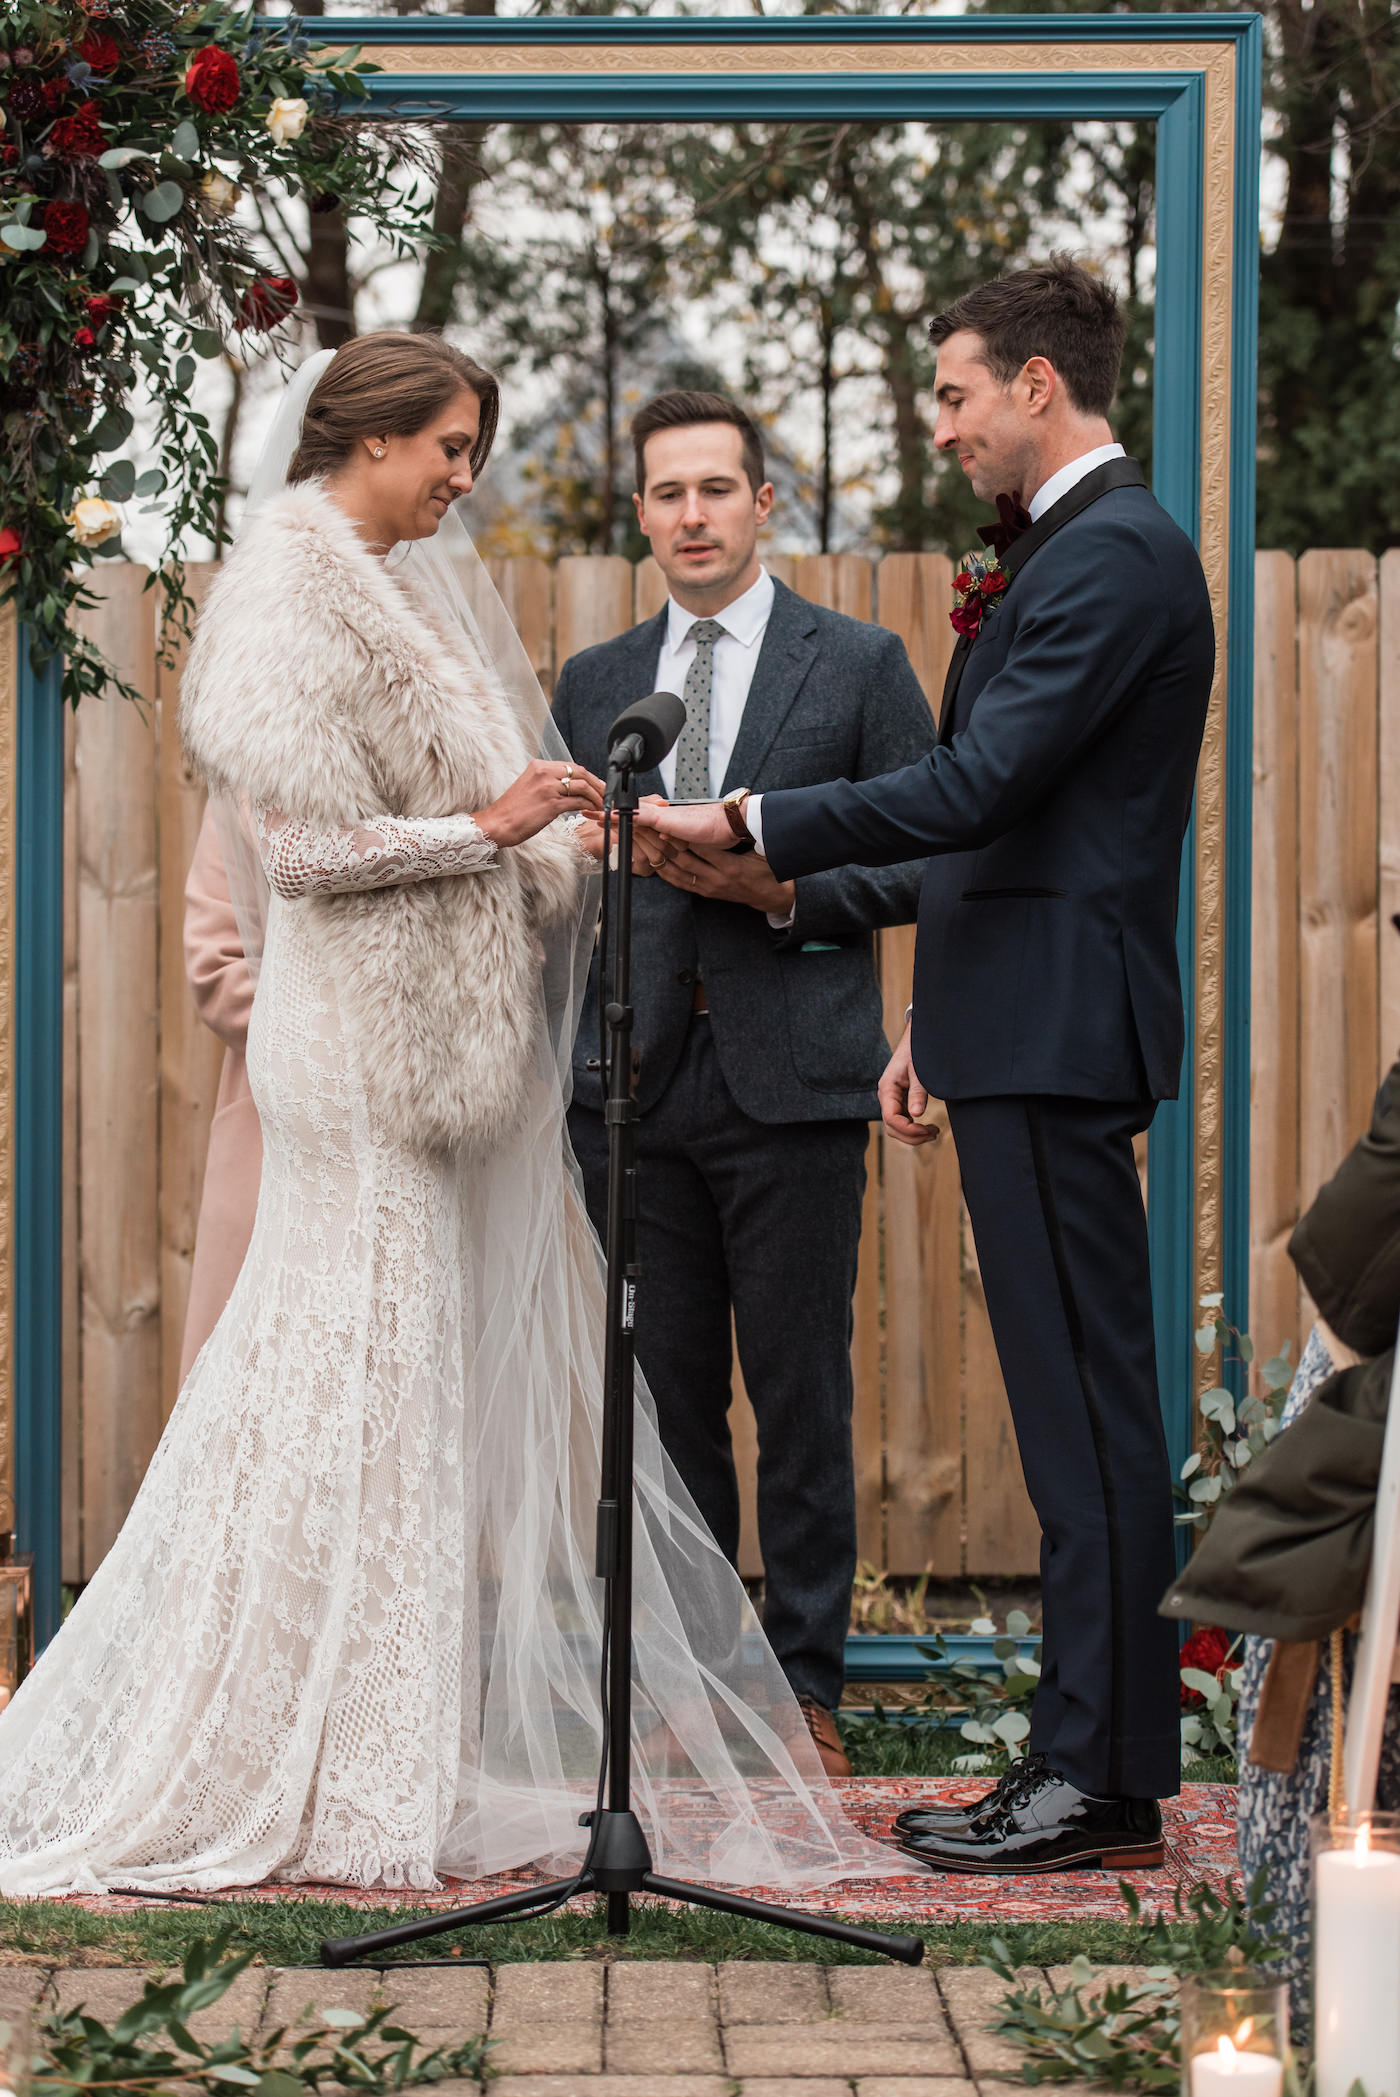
[892,1752,1050,1836]
[897,1764,1164,1875]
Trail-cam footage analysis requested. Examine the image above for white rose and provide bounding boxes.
[68,497,122,549]
[265,97,309,147]
[198,169,241,219]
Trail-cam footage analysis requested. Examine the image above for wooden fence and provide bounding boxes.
[58,548,1400,1588]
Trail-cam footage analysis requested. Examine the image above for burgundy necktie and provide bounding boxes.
[977,492,1033,561]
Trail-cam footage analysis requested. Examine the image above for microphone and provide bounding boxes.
[606,690,685,773]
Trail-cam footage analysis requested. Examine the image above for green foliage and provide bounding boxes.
[981,1874,1289,2087]
[1181,1295,1293,1536]
[27,1929,490,2097]
[0,0,435,706]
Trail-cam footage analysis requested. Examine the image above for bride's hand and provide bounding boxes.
[474,760,605,848]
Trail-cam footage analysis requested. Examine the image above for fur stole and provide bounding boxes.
[179,480,582,1156]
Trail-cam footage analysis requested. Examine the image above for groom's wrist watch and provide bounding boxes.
[721,787,757,854]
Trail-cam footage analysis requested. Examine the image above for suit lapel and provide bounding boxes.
[937,457,1147,746]
[719,581,820,794]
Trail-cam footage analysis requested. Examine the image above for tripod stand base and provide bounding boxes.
[320,1810,923,1967]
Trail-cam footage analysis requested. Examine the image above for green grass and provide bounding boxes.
[0,1896,1218,1972]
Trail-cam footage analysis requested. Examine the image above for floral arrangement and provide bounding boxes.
[0,0,436,707]
[949,546,1008,639]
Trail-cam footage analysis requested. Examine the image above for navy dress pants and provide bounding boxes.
[947,1094,1182,1800]
[569,1017,869,1711]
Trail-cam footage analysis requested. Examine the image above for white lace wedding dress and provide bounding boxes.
[0,807,888,1899]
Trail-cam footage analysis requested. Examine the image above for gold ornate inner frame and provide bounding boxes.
[3,14,1262,1643]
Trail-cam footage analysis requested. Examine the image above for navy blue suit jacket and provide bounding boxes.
[552,578,937,1122]
[759,462,1215,1103]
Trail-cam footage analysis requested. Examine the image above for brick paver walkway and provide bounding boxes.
[0,1958,1127,2093]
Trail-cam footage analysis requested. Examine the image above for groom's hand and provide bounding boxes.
[633,798,734,852]
[880,1024,939,1147]
[575,795,670,876]
[656,840,796,916]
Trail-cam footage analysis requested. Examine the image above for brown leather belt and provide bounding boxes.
[692,982,709,1015]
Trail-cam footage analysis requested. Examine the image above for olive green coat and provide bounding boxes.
[1161,1058,1400,1641]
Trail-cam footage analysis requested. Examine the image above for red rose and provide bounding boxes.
[1179,1624,1233,1709]
[953,569,973,591]
[950,604,982,639]
[41,78,70,112]
[184,44,239,113]
[85,293,120,326]
[234,274,298,332]
[49,99,106,159]
[73,325,97,350]
[1,145,17,168]
[0,528,22,568]
[77,30,120,75]
[42,199,89,255]
[981,567,1008,597]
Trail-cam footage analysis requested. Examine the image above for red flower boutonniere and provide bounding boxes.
[950,549,1008,640]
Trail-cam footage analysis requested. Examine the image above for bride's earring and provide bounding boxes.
[373,447,385,459]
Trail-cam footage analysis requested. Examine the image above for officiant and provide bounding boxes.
[553,391,936,1775]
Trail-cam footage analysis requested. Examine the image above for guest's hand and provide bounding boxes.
[656,841,797,917]
[575,795,670,876]
[633,798,735,852]
[879,1024,939,1146]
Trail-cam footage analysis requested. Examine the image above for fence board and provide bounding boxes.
[554,555,634,664]
[156,567,222,1429]
[72,567,161,1578]
[1380,550,1400,1073]
[487,557,555,700]
[874,555,969,1574]
[1298,551,1380,1227]
[789,553,873,623]
[1250,551,1302,1360]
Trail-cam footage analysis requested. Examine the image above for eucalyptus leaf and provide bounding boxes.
[99,147,152,170]
[992,1710,1031,1744]
[1199,1290,1224,1308]
[320,2009,365,2029]
[1181,1668,1225,1699]
[133,470,166,498]
[1195,1325,1217,1355]
[100,460,136,500]
[1005,1608,1031,1637]
[1180,1450,1202,1478]
[141,181,188,225]
[172,120,201,162]
[90,406,135,452]
[0,223,48,252]
[175,354,196,392]
[189,327,224,360]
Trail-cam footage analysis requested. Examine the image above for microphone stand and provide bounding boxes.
[321,747,922,1969]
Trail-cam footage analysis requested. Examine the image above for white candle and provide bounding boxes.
[1190,2035,1284,2097]
[1316,1825,1400,2097]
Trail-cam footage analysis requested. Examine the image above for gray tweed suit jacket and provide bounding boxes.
[552,577,937,1124]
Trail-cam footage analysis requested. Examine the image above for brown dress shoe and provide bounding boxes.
[797,1695,852,1779]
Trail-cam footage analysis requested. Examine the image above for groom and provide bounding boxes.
[637,258,1215,1872]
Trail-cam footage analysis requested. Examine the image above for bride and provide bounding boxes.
[0,331,892,1899]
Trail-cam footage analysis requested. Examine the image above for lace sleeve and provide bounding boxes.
[256,807,498,900]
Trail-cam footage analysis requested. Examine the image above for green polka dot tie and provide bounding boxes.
[674,618,724,800]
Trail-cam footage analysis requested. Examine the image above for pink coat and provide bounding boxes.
[178,808,262,1385]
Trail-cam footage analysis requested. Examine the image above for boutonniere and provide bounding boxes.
[950,549,1008,639]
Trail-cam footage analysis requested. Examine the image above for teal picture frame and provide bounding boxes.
[13,12,1262,1648]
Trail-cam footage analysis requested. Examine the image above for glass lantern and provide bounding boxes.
[0,1532,34,1713]
[1179,1970,1289,2097]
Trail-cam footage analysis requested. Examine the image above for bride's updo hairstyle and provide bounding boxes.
[287,331,500,485]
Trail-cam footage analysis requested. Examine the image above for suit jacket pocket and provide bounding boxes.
[961,886,1067,902]
[779,945,886,1094]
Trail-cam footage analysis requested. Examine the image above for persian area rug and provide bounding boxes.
[42,1782,1237,1925]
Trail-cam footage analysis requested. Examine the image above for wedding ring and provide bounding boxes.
[690,873,698,887]
[560,768,573,797]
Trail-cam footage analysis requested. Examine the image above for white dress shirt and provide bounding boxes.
[1026,441,1125,522]
[655,567,774,798]
[747,443,1127,858]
